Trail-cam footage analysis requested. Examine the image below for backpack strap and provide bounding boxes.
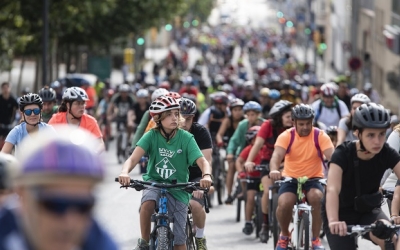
[286,128,296,154]
[334,98,342,118]
[314,128,328,171]
[314,100,323,123]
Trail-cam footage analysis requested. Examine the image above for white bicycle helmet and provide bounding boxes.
[136,89,149,98]
[149,95,181,117]
[351,93,370,105]
[119,84,131,92]
[151,88,169,101]
[62,87,89,101]
[320,83,337,96]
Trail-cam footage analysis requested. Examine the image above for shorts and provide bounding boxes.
[321,206,388,250]
[247,178,262,191]
[190,177,204,207]
[142,188,188,245]
[278,178,324,196]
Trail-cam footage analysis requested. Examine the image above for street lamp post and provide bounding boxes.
[42,0,49,87]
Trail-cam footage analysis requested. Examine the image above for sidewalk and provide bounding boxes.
[292,45,337,82]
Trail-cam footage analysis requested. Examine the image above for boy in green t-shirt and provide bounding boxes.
[119,95,212,250]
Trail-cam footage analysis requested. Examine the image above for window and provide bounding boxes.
[392,1,400,26]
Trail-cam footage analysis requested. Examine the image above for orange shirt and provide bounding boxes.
[275,127,333,178]
[145,119,156,133]
[49,112,102,139]
[83,86,97,108]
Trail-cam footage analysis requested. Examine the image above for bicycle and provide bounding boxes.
[276,177,326,250]
[269,180,281,246]
[186,192,211,250]
[211,143,226,206]
[383,188,394,215]
[116,121,129,163]
[347,223,400,250]
[115,178,210,250]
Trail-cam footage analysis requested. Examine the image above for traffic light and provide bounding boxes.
[192,20,199,27]
[286,21,293,28]
[304,27,311,35]
[278,18,286,24]
[276,11,284,18]
[137,37,145,46]
[165,24,172,31]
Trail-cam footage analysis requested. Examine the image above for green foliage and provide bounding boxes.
[0,0,214,71]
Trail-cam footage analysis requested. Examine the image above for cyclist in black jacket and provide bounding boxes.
[180,98,213,250]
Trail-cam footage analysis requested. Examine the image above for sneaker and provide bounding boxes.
[312,237,325,250]
[133,238,149,250]
[242,222,254,235]
[225,195,235,204]
[195,236,208,250]
[259,223,269,243]
[275,235,290,250]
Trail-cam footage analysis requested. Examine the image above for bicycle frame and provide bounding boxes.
[291,199,312,249]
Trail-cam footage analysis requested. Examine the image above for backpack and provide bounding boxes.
[314,98,341,123]
[285,128,328,171]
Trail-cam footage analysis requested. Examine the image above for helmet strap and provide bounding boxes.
[68,101,81,120]
[160,125,176,143]
[357,133,370,154]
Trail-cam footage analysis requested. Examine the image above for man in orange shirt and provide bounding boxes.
[49,87,104,151]
[270,104,334,250]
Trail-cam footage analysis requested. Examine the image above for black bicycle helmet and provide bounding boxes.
[245,126,260,143]
[269,100,293,118]
[19,93,43,111]
[38,87,56,102]
[291,104,315,120]
[180,98,197,116]
[352,103,390,129]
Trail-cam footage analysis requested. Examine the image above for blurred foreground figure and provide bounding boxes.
[0,152,18,206]
[0,125,119,250]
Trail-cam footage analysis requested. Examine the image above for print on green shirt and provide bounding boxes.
[136,128,204,204]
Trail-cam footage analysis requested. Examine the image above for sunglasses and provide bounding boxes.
[23,108,41,116]
[34,191,95,216]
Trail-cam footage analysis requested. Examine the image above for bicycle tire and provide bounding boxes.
[186,215,197,250]
[272,192,280,247]
[236,196,242,222]
[297,212,310,250]
[217,158,226,205]
[255,193,263,238]
[156,226,171,250]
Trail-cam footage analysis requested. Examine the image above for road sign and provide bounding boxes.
[348,57,362,71]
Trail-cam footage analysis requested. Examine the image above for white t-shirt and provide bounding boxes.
[311,99,349,127]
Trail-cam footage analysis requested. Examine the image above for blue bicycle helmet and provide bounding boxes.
[17,126,105,185]
[269,89,281,100]
[243,101,262,113]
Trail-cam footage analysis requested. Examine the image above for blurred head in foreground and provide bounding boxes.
[12,125,107,250]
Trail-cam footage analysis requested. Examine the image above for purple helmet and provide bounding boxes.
[17,126,104,185]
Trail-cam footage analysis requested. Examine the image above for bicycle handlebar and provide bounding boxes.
[115,178,212,213]
[347,223,400,235]
[382,189,394,200]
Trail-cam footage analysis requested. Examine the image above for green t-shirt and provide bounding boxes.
[136,128,204,204]
[41,106,58,123]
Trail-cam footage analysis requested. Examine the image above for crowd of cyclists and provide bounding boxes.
[2,23,400,250]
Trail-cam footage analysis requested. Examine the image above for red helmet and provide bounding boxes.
[149,95,180,117]
[165,92,182,102]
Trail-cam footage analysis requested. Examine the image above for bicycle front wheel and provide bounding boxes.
[156,226,172,250]
[272,192,280,247]
[297,212,310,250]
[255,193,263,238]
